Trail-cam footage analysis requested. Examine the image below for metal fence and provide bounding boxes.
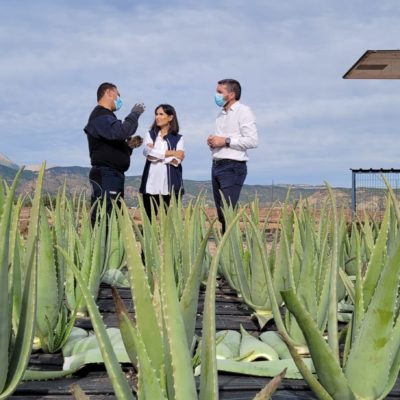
[351,168,400,213]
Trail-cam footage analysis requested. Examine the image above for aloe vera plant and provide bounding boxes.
[51,192,109,316]
[216,199,284,328]
[280,186,400,400]
[0,163,44,399]
[133,194,211,295]
[34,202,77,353]
[32,187,106,352]
[47,194,292,399]
[59,246,135,400]
[56,197,215,399]
[115,200,209,399]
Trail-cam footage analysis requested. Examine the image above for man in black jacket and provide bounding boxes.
[84,82,145,225]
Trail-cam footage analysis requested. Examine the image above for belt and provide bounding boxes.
[212,158,246,166]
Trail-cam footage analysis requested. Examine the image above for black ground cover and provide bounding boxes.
[10,282,400,399]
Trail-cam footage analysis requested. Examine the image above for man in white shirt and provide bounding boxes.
[207,79,258,232]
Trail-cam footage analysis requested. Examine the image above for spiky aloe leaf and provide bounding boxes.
[0,163,44,400]
[0,182,4,217]
[105,208,123,270]
[36,204,59,351]
[382,174,400,224]
[246,215,268,307]
[199,210,244,400]
[58,247,135,400]
[71,384,90,400]
[114,288,167,400]
[252,368,286,400]
[0,168,23,393]
[344,222,400,399]
[112,287,138,367]
[117,202,164,378]
[181,202,195,286]
[134,325,167,400]
[8,194,23,278]
[53,186,67,301]
[325,184,339,361]
[286,209,317,346]
[379,318,400,400]
[88,197,107,302]
[136,194,160,283]
[281,288,355,400]
[351,227,364,346]
[179,223,214,346]
[53,190,76,312]
[244,214,332,400]
[362,199,390,311]
[160,215,197,400]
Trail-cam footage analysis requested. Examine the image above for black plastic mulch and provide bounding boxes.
[10,282,400,400]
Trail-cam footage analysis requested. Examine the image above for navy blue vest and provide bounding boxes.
[139,130,184,195]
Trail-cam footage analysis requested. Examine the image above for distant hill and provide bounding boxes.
[0,163,355,208]
[0,153,19,170]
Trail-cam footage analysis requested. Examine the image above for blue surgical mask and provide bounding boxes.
[114,96,123,111]
[214,93,226,107]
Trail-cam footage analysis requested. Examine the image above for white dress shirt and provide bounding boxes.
[212,101,258,161]
[143,131,184,195]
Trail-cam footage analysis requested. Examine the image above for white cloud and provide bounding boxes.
[1,1,400,186]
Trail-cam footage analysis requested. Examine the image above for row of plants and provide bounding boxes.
[1,165,399,399]
[218,184,400,399]
[0,167,280,399]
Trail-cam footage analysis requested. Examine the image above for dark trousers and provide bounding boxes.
[142,193,172,220]
[89,166,125,226]
[212,159,247,233]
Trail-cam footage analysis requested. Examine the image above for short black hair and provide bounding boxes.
[97,82,117,102]
[218,79,241,100]
[151,104,180,135]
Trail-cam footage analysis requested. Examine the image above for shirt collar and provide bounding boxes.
[222,100,240,114]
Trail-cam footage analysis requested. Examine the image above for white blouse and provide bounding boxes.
[143,131,184,195]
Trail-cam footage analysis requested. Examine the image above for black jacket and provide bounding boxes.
[84,106,141,173]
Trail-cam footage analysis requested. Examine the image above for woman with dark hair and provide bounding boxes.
[139,104,185,218]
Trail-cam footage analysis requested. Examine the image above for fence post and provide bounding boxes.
[351,169,356,216]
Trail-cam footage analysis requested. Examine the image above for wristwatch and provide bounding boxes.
[225,137,231,147]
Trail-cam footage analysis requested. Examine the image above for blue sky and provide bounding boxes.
[1,0,400,186]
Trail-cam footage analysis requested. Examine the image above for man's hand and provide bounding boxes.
[127,135,143,149]
[131,102,146,115]
[207,135,226,149]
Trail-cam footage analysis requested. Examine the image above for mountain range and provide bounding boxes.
[0,153,355,208]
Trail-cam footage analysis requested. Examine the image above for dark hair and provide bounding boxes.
[97,82,117,101]
[151,104,180,135]
[218,79,241,100]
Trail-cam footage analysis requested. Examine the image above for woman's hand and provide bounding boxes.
[175,150,185,160]
[165,150,185,160]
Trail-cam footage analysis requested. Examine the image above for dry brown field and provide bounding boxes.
[19,205,366,236]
